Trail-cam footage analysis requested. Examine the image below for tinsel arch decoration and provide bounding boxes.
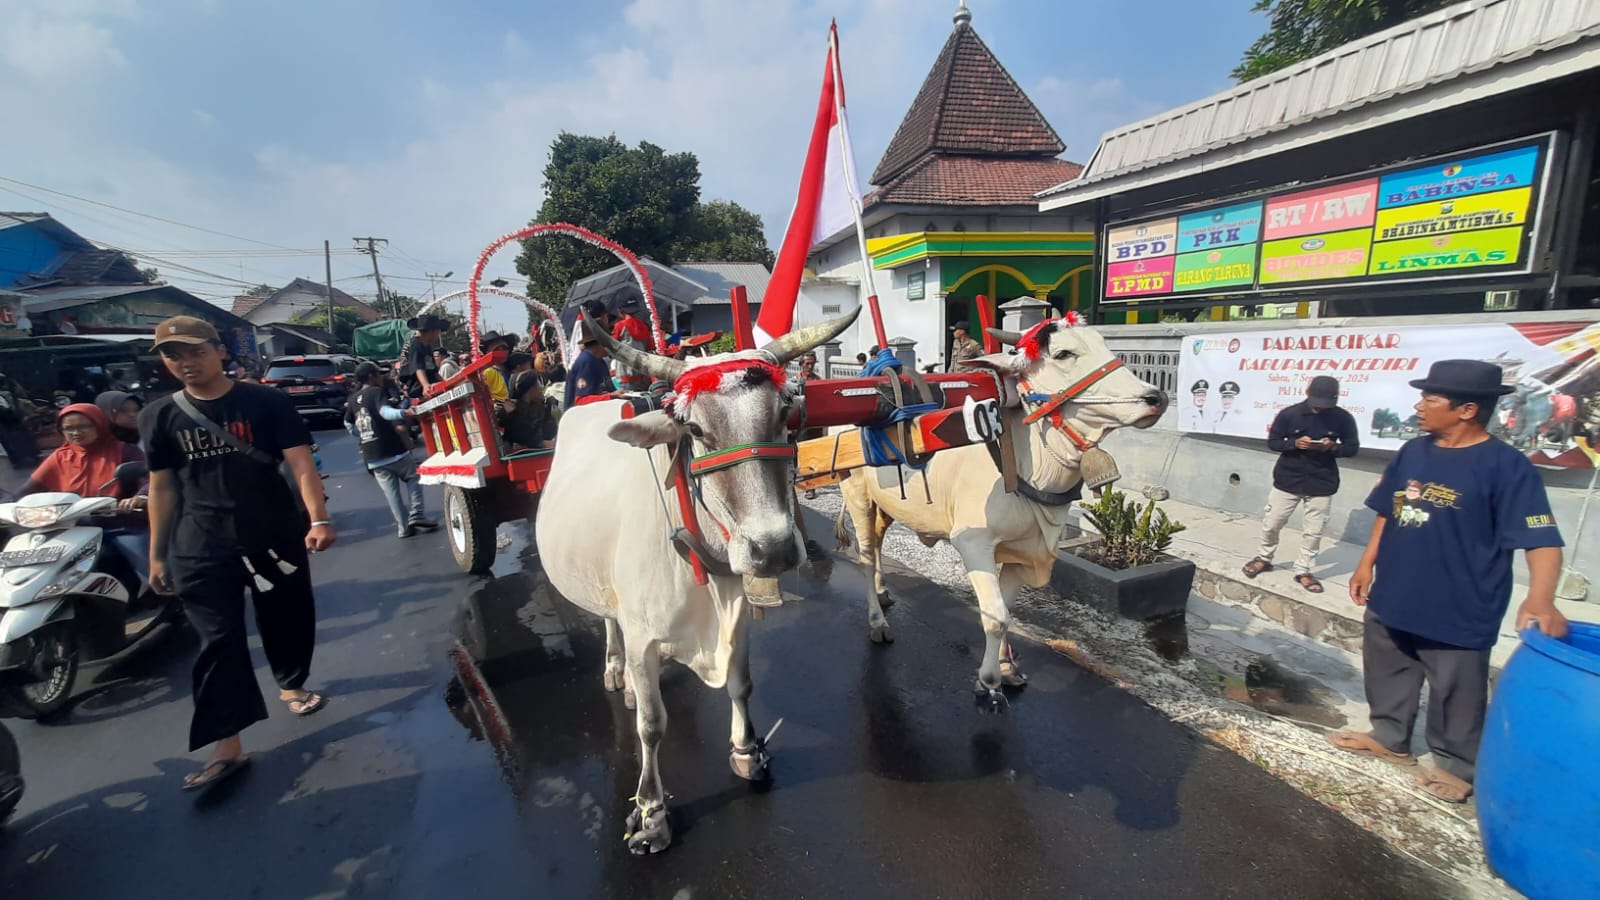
[412,287,570,369]
[466,223,661,360]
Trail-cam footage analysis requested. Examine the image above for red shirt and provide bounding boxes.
[612,314,653,351]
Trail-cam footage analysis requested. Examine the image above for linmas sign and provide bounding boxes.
[1175,321,1600,468]
[1100,134,1552,304]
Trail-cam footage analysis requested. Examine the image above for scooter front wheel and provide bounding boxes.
[0,623,78,719]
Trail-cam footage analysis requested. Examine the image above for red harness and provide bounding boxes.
[1019,358,1126,451]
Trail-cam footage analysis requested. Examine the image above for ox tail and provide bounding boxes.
[833,503,855,551]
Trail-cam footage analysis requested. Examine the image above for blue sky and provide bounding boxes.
[0,0,1263,327]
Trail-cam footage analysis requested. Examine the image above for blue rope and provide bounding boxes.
[858,349,937,469]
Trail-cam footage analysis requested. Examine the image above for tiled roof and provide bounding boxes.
[232,294,270,317]
[868,155,1083,207]
[870,14,1065,186]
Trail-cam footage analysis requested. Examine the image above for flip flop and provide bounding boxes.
[1327,731,1416,766]
[1295,573,1325,593]
[1242,558,1271,578]
[1414,767,1473,803]
[282,691,328,717]
[182,755,251,792]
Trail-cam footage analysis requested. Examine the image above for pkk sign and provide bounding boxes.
[1177,201,1262,251]
[1176,321,1600,468]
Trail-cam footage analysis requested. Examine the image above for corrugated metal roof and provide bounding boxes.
[1039,0,1600,205]
[673,262,772,306]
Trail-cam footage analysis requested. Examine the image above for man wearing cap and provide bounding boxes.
[1330,360,1567,804]
[1244,376,1358,592]
[947,326,983,372]
[400,314,450,397]
[347,362,439,538]
[564,318,615,409]
[1213,380,1242,433]
[477,331,514,405]
[139,316,333,791]
[1186,379,1210,431]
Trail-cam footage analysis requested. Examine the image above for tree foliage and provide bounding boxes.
[514,133,774,309]
[1233,0,1456,82]
[292,306,366,347]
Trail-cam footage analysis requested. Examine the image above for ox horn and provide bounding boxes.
[760,307,863,365]
[582,311,686,383]
[985,327,1023,346]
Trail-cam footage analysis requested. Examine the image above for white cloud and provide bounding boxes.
[0,17,126,80]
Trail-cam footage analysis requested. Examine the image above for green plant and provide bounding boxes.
[1079,487,1187,570]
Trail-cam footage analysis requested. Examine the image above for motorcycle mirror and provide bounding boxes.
[114,460,148,493]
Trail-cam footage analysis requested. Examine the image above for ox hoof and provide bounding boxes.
[623,687,637,710]
[876,591,896,611]
[603,669,623,693]
[804,540,827,563]
[869,625,895,645]
[729,741,772,782]
[1000,660,1029,688]
[624,804,672,855]
[974,681,1009,713]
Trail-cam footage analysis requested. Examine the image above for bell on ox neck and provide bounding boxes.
[1079,447,1121,495]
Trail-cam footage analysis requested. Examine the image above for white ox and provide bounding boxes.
[535,309,858,855]
[836,318,1167,705]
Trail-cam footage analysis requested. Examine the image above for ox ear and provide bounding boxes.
[607,410,686,449]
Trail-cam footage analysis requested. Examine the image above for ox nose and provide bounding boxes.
[745,536,800,577]
[1144,390,1169,412]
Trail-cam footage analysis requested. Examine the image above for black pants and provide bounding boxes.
[0,420,36,468]
[1363,610,1492,782]
[175,545,316,751]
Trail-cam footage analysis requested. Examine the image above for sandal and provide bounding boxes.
[1327,731,1415,766]
[1414,766,1473,803]
[1242,558,1271,578]
[1295,573,1324,593]
[182,755,251,792]
[282,691,328,717]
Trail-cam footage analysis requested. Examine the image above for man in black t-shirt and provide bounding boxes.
[398,314,449,398]
[141,316,335,792]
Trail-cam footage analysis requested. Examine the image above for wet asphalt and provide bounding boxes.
[0,430,1453,899]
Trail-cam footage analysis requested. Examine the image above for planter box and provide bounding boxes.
[1048,548,1195,621]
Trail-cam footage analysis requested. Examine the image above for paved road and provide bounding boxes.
[0,429,1452,899]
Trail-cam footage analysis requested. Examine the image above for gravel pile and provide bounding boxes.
[802,485,1512,899]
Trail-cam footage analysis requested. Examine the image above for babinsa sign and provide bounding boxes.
[1099,134,1552,304]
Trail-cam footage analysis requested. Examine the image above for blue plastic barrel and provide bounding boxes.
[1477,622,1600,900]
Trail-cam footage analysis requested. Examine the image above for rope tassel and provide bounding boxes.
[242,556,274,592]
[269,549,298,575]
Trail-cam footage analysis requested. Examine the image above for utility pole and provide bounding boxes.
[323,240,335,343]
[353,236,391,318]
[426,270,453,303]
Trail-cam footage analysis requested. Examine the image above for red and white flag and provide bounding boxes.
[757,22,866,343]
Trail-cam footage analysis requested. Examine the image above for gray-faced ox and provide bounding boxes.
[835,317,1167,705]
[535,309,859,855]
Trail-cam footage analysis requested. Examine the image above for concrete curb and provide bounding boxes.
[1191,566,1367,655]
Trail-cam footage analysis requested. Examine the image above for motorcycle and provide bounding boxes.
[0,718,20,824]
[0,462,170,719]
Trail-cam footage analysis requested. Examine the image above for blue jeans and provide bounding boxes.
[106,528,151,587]
[371,454,425,534]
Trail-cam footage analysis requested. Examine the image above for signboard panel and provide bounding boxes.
[1099,134,1553,304]
[1176,321,1600,469]
[1258,228,1372,284]
[1262,179,1379,241]
[1174,245,1257,293]
[1177,201,1262,252]
[1106,256,1176,299]
[1374,187,1533,241]
[1105,218,1177,262]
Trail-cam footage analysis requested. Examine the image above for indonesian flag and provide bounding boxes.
[757,22,865,342]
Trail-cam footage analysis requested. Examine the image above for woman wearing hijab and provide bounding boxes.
[19,403,151,585]
[96,390,143,444]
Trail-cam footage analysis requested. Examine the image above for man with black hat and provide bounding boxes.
[1330,360,1566,804]
[347,362,439,538]
[139,316,332,791]
[399,314,450,397]
[1244,375,1358,591]
[477,331,515,405]
[1213,380,1242,432]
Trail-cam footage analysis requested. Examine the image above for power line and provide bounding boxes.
[0,174,301,250]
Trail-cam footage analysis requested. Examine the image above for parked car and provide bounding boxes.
[261,354,357,419]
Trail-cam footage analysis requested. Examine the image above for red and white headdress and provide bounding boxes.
[1012,312,1087,366]
[667,354,790,419]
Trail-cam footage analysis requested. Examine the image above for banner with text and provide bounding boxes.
[1175,321,1600,468]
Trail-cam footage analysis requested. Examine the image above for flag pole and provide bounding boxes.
[829,23,889,351]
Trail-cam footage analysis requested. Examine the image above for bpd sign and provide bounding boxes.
[1106,218,1177,261]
